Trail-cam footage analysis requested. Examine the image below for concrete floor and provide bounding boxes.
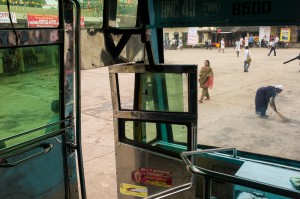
[81,47,300,198]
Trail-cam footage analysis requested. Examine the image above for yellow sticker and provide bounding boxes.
[120,183,148,197]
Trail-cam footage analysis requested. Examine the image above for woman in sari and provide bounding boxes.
[199,60,214,103]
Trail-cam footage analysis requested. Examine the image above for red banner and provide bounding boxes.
[27,14,59,28]
[27,14,85,28]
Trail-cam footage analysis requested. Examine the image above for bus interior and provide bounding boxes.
[0,0,300,199]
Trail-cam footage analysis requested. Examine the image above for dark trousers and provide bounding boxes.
[268,47,276,56]
[244,61,250,71]
[256,107,267,116]
[206,44,211,50]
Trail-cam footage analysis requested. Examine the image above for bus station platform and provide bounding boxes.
[81,47,300,198]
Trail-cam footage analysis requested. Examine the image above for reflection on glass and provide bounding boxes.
[80,0,103,28]
[0,2,58,28]
[119,73,188,112]
[125,121,188,154]
[116,1,138,27]
[0,45,60,149]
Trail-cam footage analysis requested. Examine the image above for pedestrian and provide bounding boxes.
[240,37,244,48]
[235,40,241,57]
[219,38,225,53]
[205,38,208,49]
[170,38,176,50]
[206,38,212,50]
[255,85,283,118]
[177,38,183,50]
[199,60,214,103]
[249,35,254,47]
[244,46,251,72]
[275,35,279,48]
[268,39,276,56]
[244,36,249,47]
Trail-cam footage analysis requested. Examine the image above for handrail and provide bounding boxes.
[71,0,86,198]
[180,148,300,199]
[144,181,193,199]
[0,116,74,142]
[0,143,52,167]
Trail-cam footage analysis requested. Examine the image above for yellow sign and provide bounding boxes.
[280,28,290,42]
[120,183,148,197]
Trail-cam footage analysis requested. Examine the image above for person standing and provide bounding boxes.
[249,35,254,47]
[244,36,249,48]
[268,39,276,56]
[235,40,241,57]
[177,38,183,50]
[275,35,279,48]
[240,37,244,48]
[244,46,251,72]
[205,38,208,49]
[206,38,212,50]
[219,38,225,53]
[255,85,283,118]
[199,60,214,103]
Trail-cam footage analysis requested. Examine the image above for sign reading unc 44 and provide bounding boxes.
[154,0,300,27]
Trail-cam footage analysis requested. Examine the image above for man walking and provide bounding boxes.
[206,38,212,50]
[219,38,225,53]
[235,40,241,57]
[244,46,251,72]
[268,39,276,56]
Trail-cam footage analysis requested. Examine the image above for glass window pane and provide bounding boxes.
[81,0,103,28]
[0,2,58,28]
[0,45,60,149]
[124,121,188,154]
[116,1,138,27]
[118,73,189,112]
[163,26,300,161]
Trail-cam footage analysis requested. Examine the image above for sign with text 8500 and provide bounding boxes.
[154,0,300,27]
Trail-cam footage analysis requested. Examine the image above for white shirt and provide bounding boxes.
[244,49,250,61]
[221,40,225,49]
[235,41,241,51]
[245,37,249,46]
[240,38,243,45]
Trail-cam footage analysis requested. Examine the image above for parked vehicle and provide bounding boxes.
[277,41,288,48]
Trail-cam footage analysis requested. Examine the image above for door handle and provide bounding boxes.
[0,143,52,167]
[180,148,300,199]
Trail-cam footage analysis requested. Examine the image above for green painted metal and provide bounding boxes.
[152,0,300,27]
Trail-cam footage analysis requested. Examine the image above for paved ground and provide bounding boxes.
[81,47,300,198]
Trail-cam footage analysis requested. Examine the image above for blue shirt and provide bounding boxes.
[249,36,253,42]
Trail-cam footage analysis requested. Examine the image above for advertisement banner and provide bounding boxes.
[131,168,172,187]
[0,12,17,24]
[259,26,271,42]
[280,28,290,42]
[120,183,148,197]
[28,14,59,28]
[27,14,85,28]
[187,27,198,46]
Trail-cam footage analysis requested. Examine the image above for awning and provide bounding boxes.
[218,26,260,33]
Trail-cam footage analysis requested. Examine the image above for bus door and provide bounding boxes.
[109,62,198,198]
[0,1,85,198]
[149,0,300,199]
